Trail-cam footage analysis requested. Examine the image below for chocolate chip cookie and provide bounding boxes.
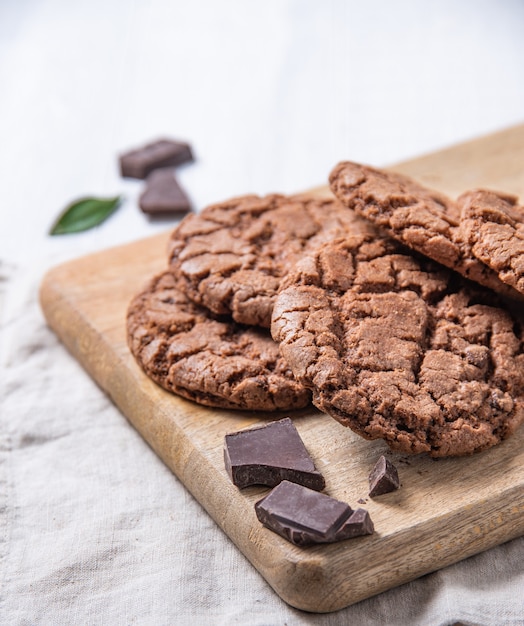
[329,161,524,301]
[458,189,524,296]
[271,233,524,457]
[127,271,311,411]
[167,193,375,328]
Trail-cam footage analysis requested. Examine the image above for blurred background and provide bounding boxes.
[2,0,524,266]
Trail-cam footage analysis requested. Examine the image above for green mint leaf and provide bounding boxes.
[49,195,123,235]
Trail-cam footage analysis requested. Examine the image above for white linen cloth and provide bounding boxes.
[1,1,524,624]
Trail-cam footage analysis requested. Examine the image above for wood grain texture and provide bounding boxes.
[39,124,524,613]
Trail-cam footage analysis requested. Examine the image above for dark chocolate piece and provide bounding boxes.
[255,481,374,546]
[344,508,375,538]
[224,418,325,490]
[368,455,400,497]
[119,138,193,179]
[139,168,192,215]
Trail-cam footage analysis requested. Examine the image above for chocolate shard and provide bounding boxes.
[224,417,325,491]
[368,455,400,497]
[119,138,193,179]
[337,508,374,539]
[139,168,192,215]
[255,481,374,546]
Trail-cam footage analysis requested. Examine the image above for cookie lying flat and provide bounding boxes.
[329,161,523,301]
[167,193,375,328]
[458,189,524,296]
[127,272,311,411]
[271,234,524,457]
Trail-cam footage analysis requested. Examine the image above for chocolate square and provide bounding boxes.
[224,418,325,490]
[119,138,193,179]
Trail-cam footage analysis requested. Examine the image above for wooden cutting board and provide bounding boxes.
[40,124,524,613]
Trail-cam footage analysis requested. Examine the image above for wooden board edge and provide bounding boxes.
[39,262,524,613]
[278,492,524,612]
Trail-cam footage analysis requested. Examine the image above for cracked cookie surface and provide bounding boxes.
[458,189,524,296]
[329,161,524,301]
[271,234,524,457]
[167,193,375,328]
[127,271,311,411]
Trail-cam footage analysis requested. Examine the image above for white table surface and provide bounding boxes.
[1,1,524,624]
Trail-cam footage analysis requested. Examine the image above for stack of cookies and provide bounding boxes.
[127,162,524,458]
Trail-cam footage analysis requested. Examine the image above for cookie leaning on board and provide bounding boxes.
[458,188,524,296]
[329,160,524,301]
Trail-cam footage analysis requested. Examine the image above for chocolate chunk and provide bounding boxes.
[368,455,400,497]
[344,508,375,537]
[224,418,325,490]
[119,138,193,179]
[255,481,374,546]
[139,168,192,215]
